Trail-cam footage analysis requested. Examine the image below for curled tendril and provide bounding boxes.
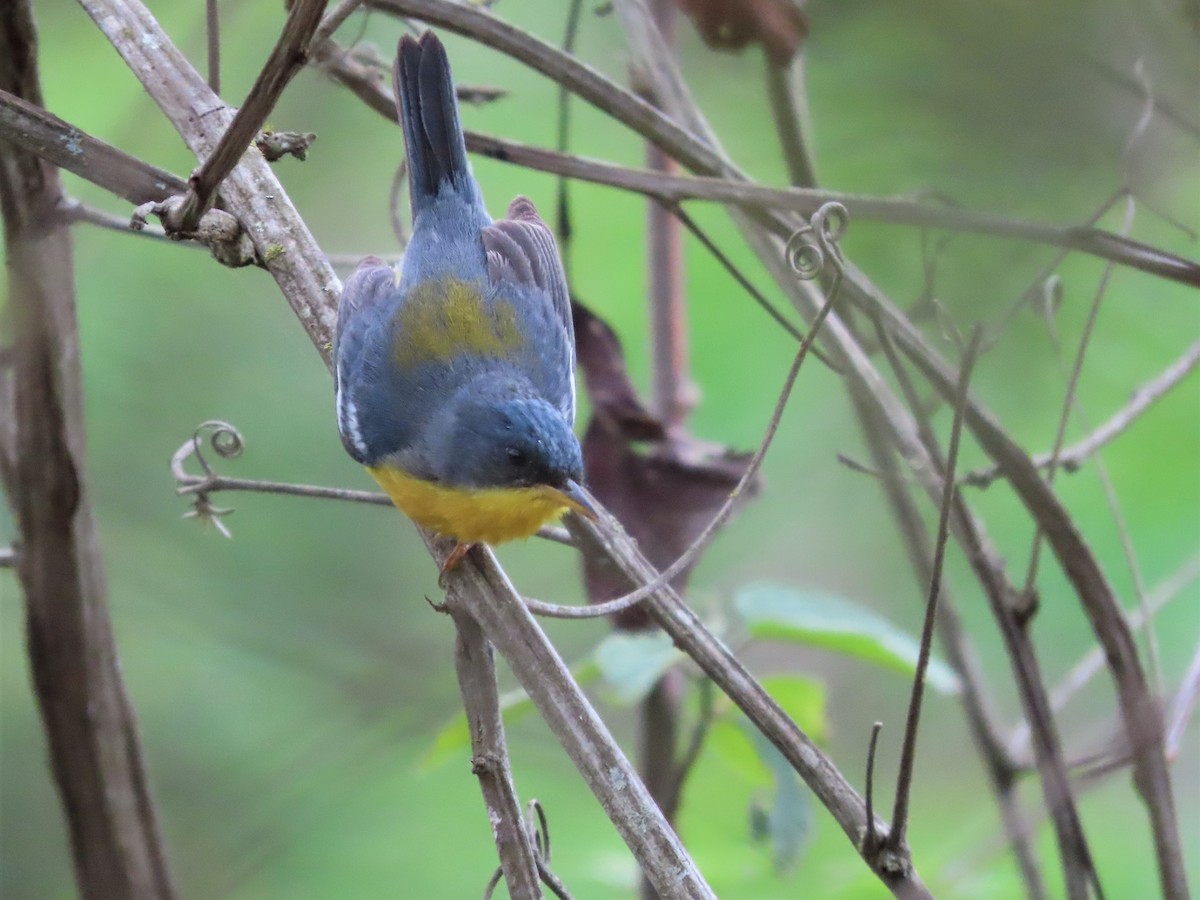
[785,201,849,281]
[171,420,245,538]
[192,419,244,477]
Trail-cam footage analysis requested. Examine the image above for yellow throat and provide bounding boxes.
[368,464,571,545]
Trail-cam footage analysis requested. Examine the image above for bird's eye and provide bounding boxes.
[507,447,527,466]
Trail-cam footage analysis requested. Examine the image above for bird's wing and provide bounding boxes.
[335,256,407,464]
[482,196,576,423]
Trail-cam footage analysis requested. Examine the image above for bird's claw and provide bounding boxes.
[438,542,473,588]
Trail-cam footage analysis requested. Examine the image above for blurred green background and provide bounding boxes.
[2,1,1198,897]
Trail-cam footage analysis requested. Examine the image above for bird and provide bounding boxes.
[334,31,592,577]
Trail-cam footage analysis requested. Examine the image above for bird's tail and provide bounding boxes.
[394,32,475,216]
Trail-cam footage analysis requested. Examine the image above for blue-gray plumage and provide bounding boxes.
[334,31,589,560]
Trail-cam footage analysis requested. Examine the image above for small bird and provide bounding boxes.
[334,31,592,576]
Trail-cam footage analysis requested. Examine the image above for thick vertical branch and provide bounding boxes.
[0,4,177,899]
[643,0,690,432]
[637,3,689,897]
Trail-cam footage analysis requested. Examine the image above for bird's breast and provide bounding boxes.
[369,463,570,545]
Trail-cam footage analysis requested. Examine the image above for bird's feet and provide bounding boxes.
[438,542,475,588]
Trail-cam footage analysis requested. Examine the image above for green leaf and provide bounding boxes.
[708,718,772,784]
[748,726,814,876]
[736,583,961,694]
[422,661,599,769]
[594,631,684,706]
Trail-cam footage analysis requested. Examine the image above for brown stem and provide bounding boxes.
[874,323,1099,899]
[179,0,329,231]
[887,329,981,850]
[637,4,688,889]
[0,4,177,897]
[446,606,543,899]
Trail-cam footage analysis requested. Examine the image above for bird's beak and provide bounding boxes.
[555,479,598,521]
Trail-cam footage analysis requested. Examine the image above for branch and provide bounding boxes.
[445,606,542,899]
[318,31,1200,289]
[874,322,1099,899]
[963,339,1200,488]
[0,87,187,204]
[565,505,932,897]
[177,0,329,231]
[762,38,1042,893]
[424,538,716,898]
[1008,554,1200,761]
[78,3,712,894]
[0,3,178,896]
[167,422,574,546]
[607,6,1112,894]
[887,328,980,851]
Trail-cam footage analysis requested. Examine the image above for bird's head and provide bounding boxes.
[426,386,592,517]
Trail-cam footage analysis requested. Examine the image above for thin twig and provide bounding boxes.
[446,606,543,899]
[351,0,1200,288]
[874,320,1099,898]
[962,339,1200,488]
[863,721,883,854]
[1008,554,1200,761]
[58,198,185,245]
[986,189,1124,348]
[887,328,981,851]
[314,0,363,47]
[168,426,574,545]
[660,677,715,817]
[523,205,846,621]
[178,0,329,231]
[1023,196,1136,598]
[1040,203,1164,698]
[206,0,219,93]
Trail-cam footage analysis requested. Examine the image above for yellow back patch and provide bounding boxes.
[369,464,570,545]
[393,279,523,368]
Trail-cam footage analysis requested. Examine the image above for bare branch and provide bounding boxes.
[445,607,543,899]
[963,339,1200,488]
[205,0,219,93]
[1008,555,1200,761]
[862,722,883,856]
[523,205,845,621]
[167,423,574,545]
[887,328,981,851]
[874,322,1099,898]
[0,88,188,204]
[1022,197,1135,597]
[1,4,178,895]
[177,0,329,231]
[881,284,1187,896]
